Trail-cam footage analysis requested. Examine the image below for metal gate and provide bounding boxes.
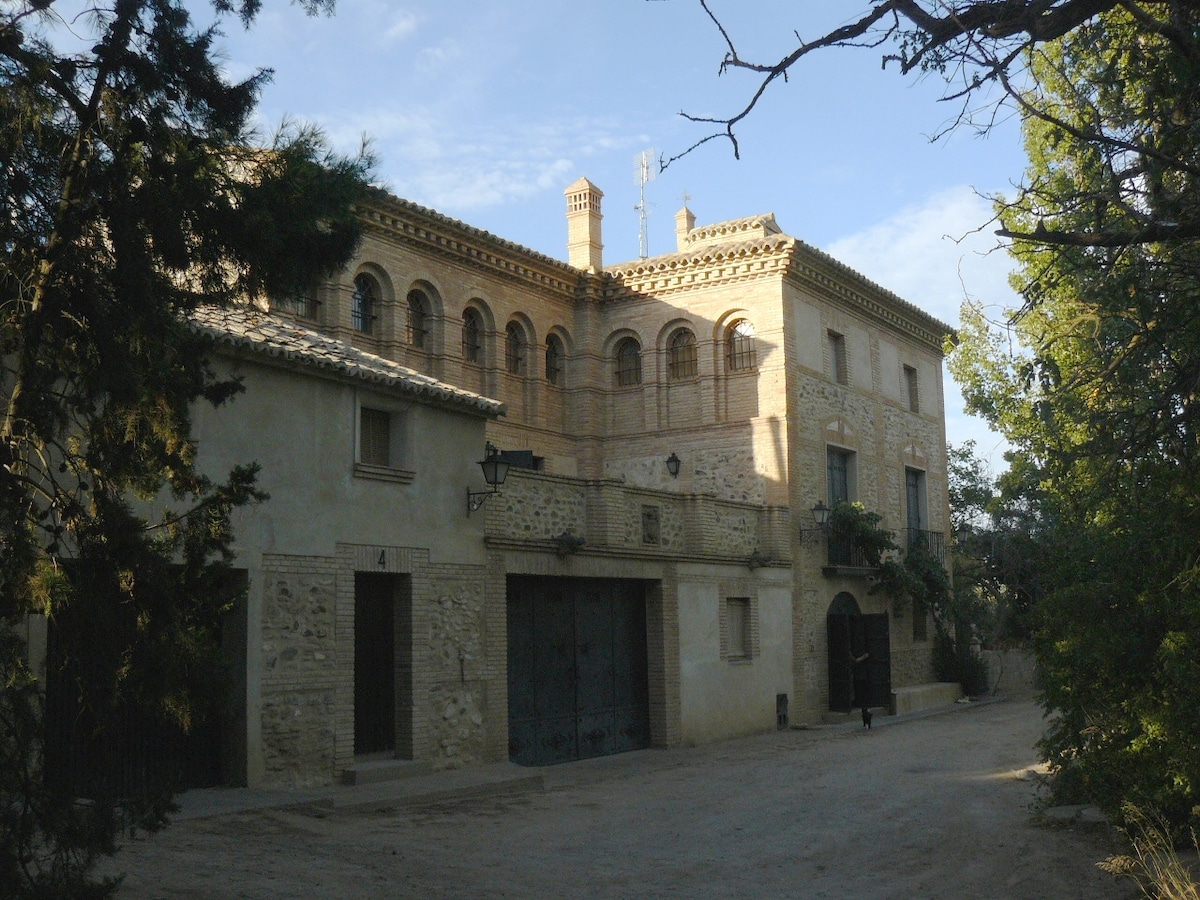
[507,577,650,766]
[827,592,891,712]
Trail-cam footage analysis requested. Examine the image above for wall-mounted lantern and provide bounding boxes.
[467,442,510,515]
[811,500,832,529]
[665,452,681,478]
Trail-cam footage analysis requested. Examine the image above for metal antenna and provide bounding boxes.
[634,149,656,259]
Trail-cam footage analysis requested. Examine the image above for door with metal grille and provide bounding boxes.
[507,577,650,766]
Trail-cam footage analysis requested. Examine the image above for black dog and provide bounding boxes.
[861,706,873,729]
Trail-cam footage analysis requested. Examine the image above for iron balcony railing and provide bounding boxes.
[825,522,884,569]
[906,527,946,562]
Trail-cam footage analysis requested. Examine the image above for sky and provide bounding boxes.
[200,0,1024,474]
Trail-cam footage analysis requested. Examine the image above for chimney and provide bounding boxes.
[565,178,603,272]
[675,206,696,252]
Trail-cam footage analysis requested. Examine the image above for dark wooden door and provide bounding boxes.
[354,573,395,755]
[863,613,892,708]
[507,577,649,766]
[827,613,854,712]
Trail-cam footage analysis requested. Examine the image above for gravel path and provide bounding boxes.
[104,699,1136,899]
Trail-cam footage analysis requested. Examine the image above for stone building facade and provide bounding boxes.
[191,177,953,787]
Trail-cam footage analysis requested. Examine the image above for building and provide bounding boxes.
[181,177,954,787]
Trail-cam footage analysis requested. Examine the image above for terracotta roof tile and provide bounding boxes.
[190,305,505,418]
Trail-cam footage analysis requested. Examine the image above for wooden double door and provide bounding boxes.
[827,592,892,712]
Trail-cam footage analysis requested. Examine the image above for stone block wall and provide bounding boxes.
[259,556,340,787]
[422,570,490,770]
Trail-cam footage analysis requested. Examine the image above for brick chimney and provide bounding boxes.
[565,178,603,272]
[675,205,696,252]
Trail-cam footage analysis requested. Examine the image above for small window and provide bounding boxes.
[290,294,320,320]
[546,334,564,386]
[352,274,377,335]
[615,337,642,387]
[668,328,698,380]
[505,322,526,375]
[828,330,847,385]
[407,290,428,349]
[355,405,414,484]
[360,407,391,466]
[725,598,752,660]
[726,320,756,371]
[904,364,919,413]
[462,308,482,364]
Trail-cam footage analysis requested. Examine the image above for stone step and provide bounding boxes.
[341,758,433,786]
[890,682,962,716]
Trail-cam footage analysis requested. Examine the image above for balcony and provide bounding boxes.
[906,528,946,563]
[823,521,888,576]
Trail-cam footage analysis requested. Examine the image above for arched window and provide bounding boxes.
[505,322,526,375]
[667,328,697,380]
[725,319,756,371]
[462,308,483,364]
[407,289,428,349]
[545,334,565,386]
[615,337,642,386]
[352,274,377,334]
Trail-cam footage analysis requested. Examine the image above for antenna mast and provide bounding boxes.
[634,149,656,259]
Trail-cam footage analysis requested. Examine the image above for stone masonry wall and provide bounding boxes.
[423,572,489,770]
[259,558,339,787]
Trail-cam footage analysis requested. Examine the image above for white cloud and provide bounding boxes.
[825,186,1014,325]
[824,187,1016,472]
[382,11,420,43]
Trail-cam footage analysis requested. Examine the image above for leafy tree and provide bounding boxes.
[946,441,1040,649]
[950,9,1200,832]
[0,0,372,894]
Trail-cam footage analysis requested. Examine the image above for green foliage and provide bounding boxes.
[949,4,1200,834]
[827,501,896,566]
[0,0,371,893]
[0,630,122,899]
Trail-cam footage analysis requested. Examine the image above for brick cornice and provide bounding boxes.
[602,236,796,300]
[359,188,580,299]
[787,242,955,354]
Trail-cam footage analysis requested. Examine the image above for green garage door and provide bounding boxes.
[507,577,650,766]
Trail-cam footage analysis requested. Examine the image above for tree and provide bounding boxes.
[0,0,372,894]
[950,9,1200,832]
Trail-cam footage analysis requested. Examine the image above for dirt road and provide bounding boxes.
[104,699,1135,899]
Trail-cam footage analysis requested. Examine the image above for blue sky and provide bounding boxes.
[205,0,1023,472]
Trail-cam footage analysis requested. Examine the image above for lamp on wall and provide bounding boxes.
[665,452,681,478]
[811,500,832,529]
[467,442,510,515]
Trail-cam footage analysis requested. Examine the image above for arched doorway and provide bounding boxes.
[826,592,892,713]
